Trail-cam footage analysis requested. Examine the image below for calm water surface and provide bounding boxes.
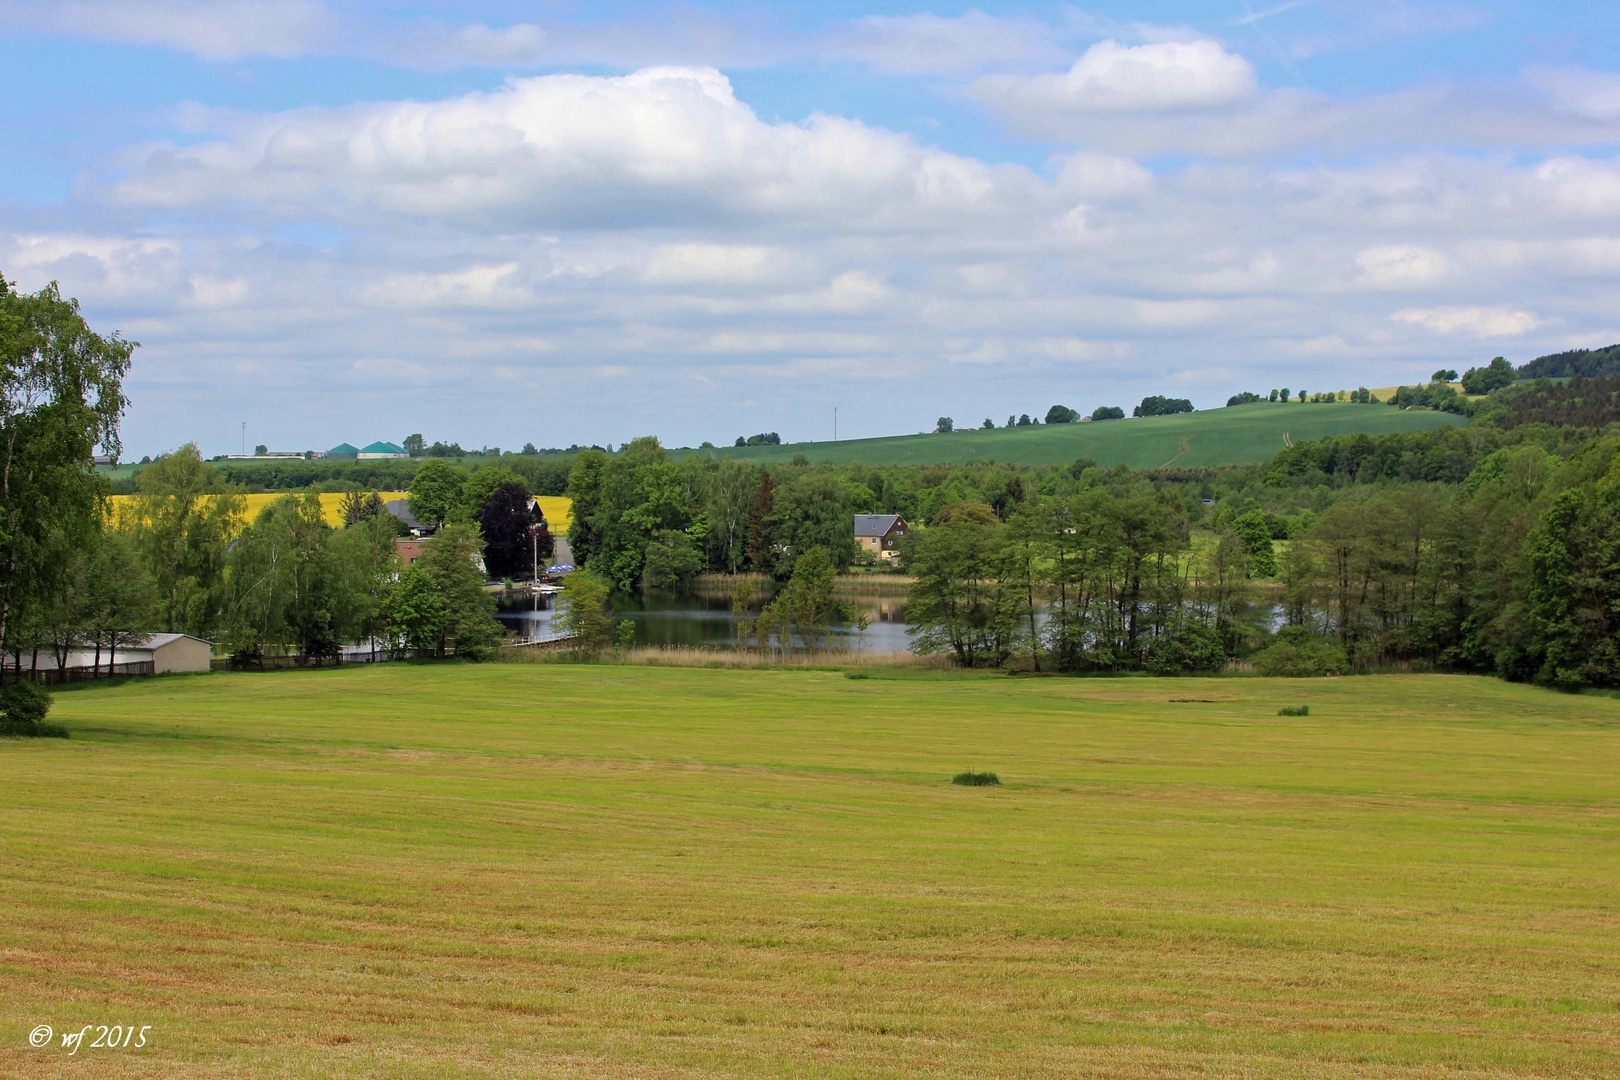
[495,582,1282,651]
[494,584,913,652]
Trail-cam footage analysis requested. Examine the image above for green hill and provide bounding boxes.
[674,403,1463,469]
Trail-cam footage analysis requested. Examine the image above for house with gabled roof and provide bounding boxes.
[853,513,908,558]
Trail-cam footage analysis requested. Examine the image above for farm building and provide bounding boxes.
[854,514,908,558]
[359,441,409,460]
[28,634,215,677]
[326,442,360,460]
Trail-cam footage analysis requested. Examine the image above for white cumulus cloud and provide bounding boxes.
[970,39,1257,117]
[101,67,1038,234]
[1392,305,1543,337]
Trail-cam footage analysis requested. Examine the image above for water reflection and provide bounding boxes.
[493,581,1283,652]
[493,583,911,652]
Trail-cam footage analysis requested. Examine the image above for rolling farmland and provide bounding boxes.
[673,402,1463,468]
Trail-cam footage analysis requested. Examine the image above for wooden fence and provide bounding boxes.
[1,661,155,685]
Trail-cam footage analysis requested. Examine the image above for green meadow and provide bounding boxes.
[4,665,1619,1077]
[673,403,1463,468]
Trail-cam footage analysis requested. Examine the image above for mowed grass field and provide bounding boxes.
[672,403,1463,468]
[4,666,1619,1078]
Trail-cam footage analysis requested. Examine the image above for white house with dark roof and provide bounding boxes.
[853,513,908,558]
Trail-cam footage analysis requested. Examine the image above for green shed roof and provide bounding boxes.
[360,441,406,454]
[328,442,359,454]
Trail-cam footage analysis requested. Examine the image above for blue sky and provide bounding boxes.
[3,1,1619,457]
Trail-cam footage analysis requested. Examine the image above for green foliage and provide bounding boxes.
[1230,510,1283,577]
[1278,705,1310,716]
[769,473,856,573]
[1461,356,1517,395]
[476,479,538,580]
[454,466,526,524]
[745,546,861,651]
[554,572,619,654]
[1389,381,1474,414]
[223,490,395,662]
[1517,342,1620,380]
[1524,462,1620,688]
[931,500,999,527]
[79,529,158,667]
[387,567,448,654]
[1045,405,1079,424]
[0,679,53,734]
[952,770,1000,786]
[1144,621,1226,674]
[936,417,954,433]
[903,521,1026,667]
[339,490,385,525]
[1252,638,1348,677]
[642,529,704,588]
[390,523,502,660]
[407,458,463,530]
[0,277,134,657]
[1134,396,1194,418]
[1226,392,1264,406]
[565,437,699,589]
[843,669,870,680]
[129,444,244,638]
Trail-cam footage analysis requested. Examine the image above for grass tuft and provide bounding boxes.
[844,670,870,680]
[952,770,1000,786]
[1278,705,1311,716]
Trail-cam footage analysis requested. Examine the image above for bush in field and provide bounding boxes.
[0,681,62,737]
[1278,705,1310,716]
[1144,622,1226,674]
[952,770,1000,786]
[1253,638,1347,677]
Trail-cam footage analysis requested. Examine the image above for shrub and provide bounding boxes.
[1252,639,1347,677]
[843,670,870,680]
[1144,622,1226,674]
[952,770,1000,786]
[1278,705,1310,716]
[0,681,64,737]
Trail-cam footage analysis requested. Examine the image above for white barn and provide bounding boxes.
[57,634,214,675]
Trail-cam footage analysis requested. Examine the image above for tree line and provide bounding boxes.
[0,273,566,679]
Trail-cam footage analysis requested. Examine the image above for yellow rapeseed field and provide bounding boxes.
[106,493,573,532]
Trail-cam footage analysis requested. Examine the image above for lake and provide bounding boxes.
[495,581,1282,654]
[494,583,914,653]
